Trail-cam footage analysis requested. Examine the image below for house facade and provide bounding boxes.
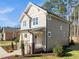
[20,2,70,54]
[2,27,20,41]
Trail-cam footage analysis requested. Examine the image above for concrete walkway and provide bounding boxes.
[0,47,9,58]
[9,49,21,55]
[0,47,21,58]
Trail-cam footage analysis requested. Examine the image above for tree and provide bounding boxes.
[42,0,77,17]
[21,40,25,56]
[11,41,14,50]
[42,0,66,15]
[14,38,19,49]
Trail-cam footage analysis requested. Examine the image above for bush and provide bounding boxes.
[14,54,19,57]
[11,41,14,50]
[21,40,25,56]
[69,39,74,46]
[53,45,64,56]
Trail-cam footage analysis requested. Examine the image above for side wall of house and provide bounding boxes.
[47,14,69,51]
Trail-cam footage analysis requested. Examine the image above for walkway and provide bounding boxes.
[0,47,21,58]
[0,47,9,58]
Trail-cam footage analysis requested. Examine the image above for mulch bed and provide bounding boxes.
[2,45,17,53]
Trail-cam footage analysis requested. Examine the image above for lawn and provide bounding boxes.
[0,41,17,53]
[2,50,79,59]
[24,50,79,59]
[0,41,15,46]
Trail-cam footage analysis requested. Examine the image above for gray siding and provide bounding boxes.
[46,14,69,51]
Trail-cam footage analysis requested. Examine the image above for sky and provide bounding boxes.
[0,0,45,27]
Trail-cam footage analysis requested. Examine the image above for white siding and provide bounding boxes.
[21,15,29,30]
[27,5,46,29]
[21,32,32,44]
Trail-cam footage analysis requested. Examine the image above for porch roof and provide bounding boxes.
[20,27,45,32]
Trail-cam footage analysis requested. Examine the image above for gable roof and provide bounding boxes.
[3,27,19,32]
[19,2,71,24]
[19,2,47,22]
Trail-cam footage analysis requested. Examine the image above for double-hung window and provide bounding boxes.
[36,17,38,25]
[33,17,38,25]
[48,32,52,37]
[23,21,26,27]
[33,18,35,25]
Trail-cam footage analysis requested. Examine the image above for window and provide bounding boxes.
[23,21,26,26]
[33,18,35,25]
[48,32,51,37]
[24,33,27,38]
[48,16,51,21]
[60,25,62,30]
[32,17,38,25]
[36,17,38,25]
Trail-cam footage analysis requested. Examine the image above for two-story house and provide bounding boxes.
[20,2,70,54]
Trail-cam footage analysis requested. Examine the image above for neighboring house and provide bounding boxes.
[2,27,20,41]
[0,33,2,40]
[0,29,2,40]
[20,2,70,54]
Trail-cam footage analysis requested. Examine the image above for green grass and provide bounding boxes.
[0,41,15,46]
[26,50,79,59]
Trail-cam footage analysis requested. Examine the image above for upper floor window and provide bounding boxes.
[23,21,26,27]
[33,18,35,25]
[60,25,62,30]
[36,17,38,25]
[48,16,51,21]
[33,17,38,25]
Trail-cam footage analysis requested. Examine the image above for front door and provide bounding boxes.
[34,32,43,49]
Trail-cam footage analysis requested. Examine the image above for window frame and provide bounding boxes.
[48,32,52,37]
[36,17,38,25]
[23,20,26,27]
[60,25,63,30]
[32,17,38,25]
[33,18,36,25]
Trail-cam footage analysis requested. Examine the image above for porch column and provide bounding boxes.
[30,32,35,54]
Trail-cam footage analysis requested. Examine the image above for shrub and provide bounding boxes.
[21,40,25,56]
[53,45,64,56]
[14,54,19,57]
[69,39,74,46]
[11,41,14,50]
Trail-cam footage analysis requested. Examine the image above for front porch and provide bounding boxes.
[20,28,47,54]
